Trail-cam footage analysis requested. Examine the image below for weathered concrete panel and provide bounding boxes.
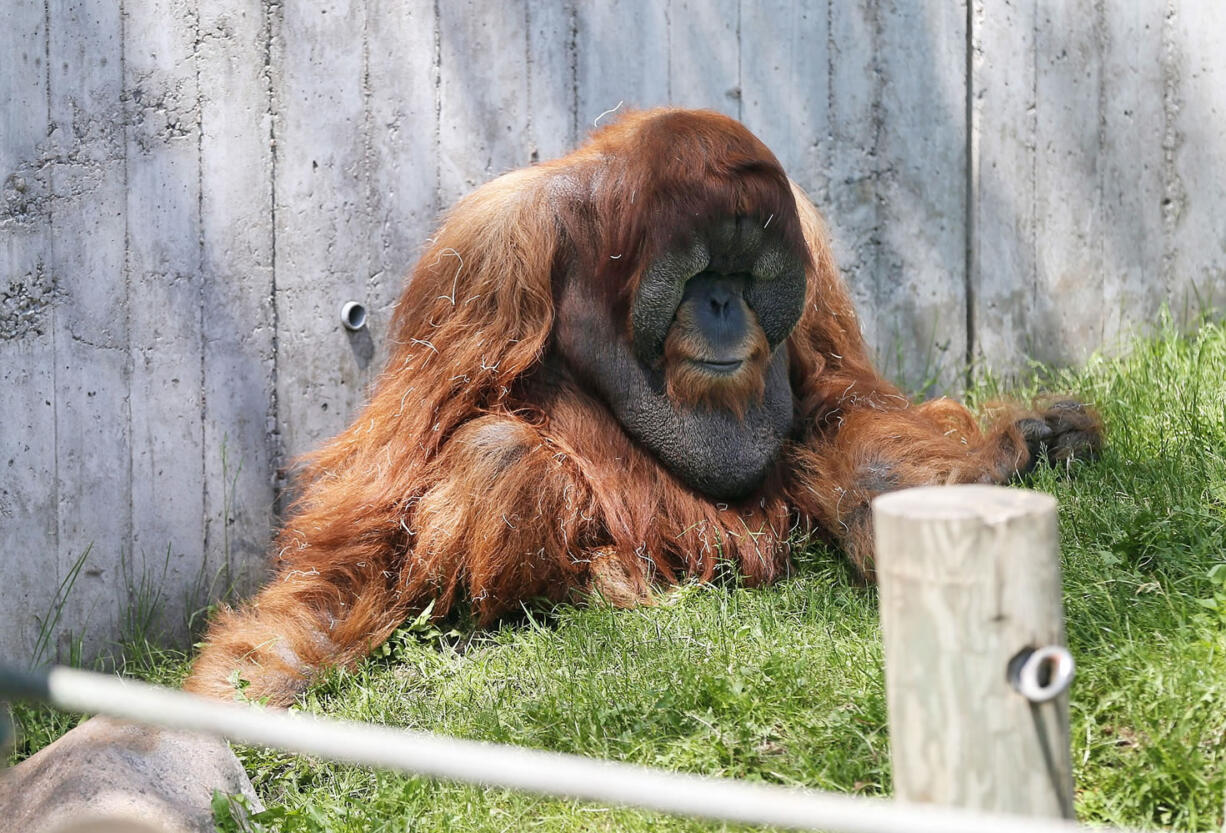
[574,0,670,125]
[973,0,1226,377]
[198,0,279,597]
[970,0,1039,378]
[1167,0,1226,316]
[739,0,829,198]
[668,0,741,117]
[47,0,132,660]
[1099,3,1166,350]
[1030,0,1108,365]
[526,2,579,160]
[274,0,375,462]
[1030,0,1178,366]
[825,0,885,360]
[124,0,207,643]
[822,1,968,391]
[366,0,441,330]
[874,0,968,392]
[438,1,532,207]
[0,0,59,662]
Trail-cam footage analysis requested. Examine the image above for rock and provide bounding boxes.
[0,717,262,833]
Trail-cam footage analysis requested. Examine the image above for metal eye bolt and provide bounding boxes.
[1009,645,1075,703]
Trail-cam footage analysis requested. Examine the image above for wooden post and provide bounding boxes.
[873,485,1074,818]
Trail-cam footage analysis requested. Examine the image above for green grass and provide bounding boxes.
[9,319,1226,832]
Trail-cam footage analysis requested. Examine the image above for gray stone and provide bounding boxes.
[0,717,261,833]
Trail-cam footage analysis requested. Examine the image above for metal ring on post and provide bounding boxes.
[1010,646,1075,703]
[340,301,368,332]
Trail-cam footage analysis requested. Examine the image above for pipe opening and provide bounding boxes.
[341,301,368,331]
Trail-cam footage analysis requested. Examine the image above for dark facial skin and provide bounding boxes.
[679,272,752,369]
[556,215,807,500]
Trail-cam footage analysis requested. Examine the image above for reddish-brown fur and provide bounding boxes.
[185,109,1100,705]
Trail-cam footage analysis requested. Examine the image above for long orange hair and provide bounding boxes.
[186,109,1099,704]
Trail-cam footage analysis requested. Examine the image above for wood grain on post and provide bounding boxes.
[873,485,1074,818]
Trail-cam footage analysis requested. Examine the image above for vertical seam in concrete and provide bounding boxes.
[264,0,280,538]
[568,0,578,144]
[120,0,134,565]
[1159,0,1180,300]
[825,0,834,183]
[432,0,442,215]
[42,0,57,569]
[523,3,535,160]
[1030,0,1038,323]
[735,0,743,121]
[194,0,208,569]
[44,0,59,563]
[870,0,884,329]
[665,0,672,102]
[963,0,976,382]
[1093,0,1107,342]
[361,0,375,297]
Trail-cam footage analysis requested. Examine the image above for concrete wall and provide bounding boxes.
[2,0,1224,664]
